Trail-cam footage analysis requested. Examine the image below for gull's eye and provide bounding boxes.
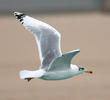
[78,66,84,71]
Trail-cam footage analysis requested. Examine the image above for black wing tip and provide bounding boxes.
[13,11,26,24]
[13,12,26,17]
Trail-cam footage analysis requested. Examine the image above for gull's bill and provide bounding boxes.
[85,70,93,74]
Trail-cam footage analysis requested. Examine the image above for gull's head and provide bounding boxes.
[78,65,93,74]
[71,64,93,74]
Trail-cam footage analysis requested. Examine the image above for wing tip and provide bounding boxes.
[74,49,80,52]
[13,11,25,16]
[63,49,80,56]
[13,11,26,24]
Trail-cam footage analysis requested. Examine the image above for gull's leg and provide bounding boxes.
[25,78,32,82]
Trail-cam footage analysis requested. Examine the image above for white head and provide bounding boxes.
[71,64,93,74]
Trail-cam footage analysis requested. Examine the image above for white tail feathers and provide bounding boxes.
[19,69,46,79]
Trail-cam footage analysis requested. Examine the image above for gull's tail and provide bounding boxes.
[19,69,46,79]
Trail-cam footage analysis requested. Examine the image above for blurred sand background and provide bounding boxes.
[0,12,110,100]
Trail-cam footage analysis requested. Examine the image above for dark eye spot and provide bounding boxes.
[79,67,84,71]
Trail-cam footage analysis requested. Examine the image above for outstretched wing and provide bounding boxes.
[48,49,80,72]
[14,12,62,70]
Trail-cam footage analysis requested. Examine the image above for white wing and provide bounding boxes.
[14,12,62,70]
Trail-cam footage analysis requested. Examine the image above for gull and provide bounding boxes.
[13,12,92,82]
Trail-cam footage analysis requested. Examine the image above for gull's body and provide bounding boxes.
[14,12,92,81]
[41,64,84,80]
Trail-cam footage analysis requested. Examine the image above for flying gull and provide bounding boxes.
[13,12,92,82]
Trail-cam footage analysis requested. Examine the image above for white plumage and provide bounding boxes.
[14,12,92,81]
